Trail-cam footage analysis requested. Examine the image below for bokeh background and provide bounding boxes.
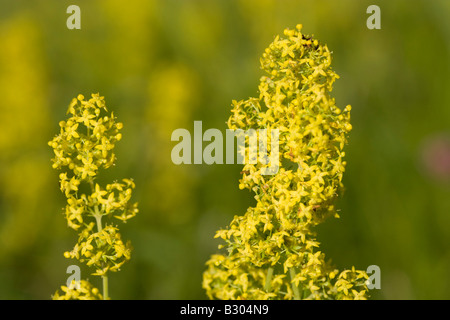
[0,0,449,300]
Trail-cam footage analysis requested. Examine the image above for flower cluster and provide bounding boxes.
[52,280,103,300]
[49,93,122,173]
[203,25,368,300]
[64,224,132,276]
[49,93,138,299]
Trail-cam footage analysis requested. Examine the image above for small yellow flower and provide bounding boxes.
[52,280,102,300]
[61,176,80,197]
[67,205,83,225]
[99,192,116,213]
[65,122,80,140]
[77,157,98,180]
[77,109,96,127]
[92,183,107,202]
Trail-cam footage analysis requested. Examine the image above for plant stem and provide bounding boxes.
[102,275,109,300]
[94,212,109,300]
[95,214,103,232]
[289,268,301,300]
[264,267,274,292]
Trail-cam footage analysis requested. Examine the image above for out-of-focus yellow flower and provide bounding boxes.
[0,13,56,261]
[144,63,199,224]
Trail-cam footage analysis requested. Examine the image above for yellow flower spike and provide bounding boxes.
[49,94,139,300]
[203,26,369,300]
[99,192,116,213]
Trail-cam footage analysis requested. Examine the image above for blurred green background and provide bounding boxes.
[0,0,449,300]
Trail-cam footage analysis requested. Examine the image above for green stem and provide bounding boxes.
[95,213,103,232]
[289,268,301,300]
[102,275,109,300]
[94,212,109,300]
[264,267,274,292]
